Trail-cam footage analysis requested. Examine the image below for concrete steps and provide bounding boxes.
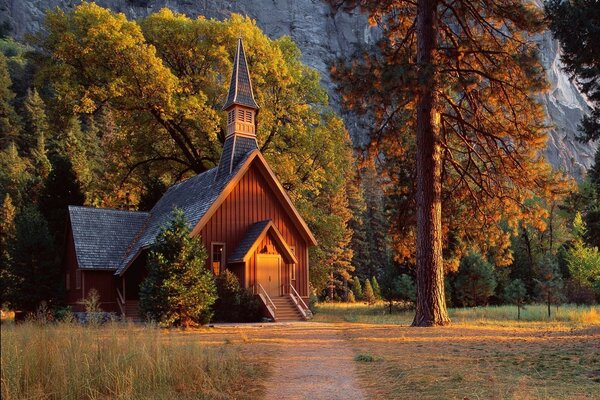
[271,295,305,322]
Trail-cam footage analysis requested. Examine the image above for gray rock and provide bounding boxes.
[1,0,595,176]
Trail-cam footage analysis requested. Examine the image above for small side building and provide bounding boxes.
[64,39,316,321]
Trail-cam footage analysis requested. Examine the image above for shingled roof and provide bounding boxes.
[229,219,298,264]
[114,150,255,275]
[68,206,149,269]
[222,38,259,110]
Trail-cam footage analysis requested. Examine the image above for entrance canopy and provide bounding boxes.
[229,219,298,264]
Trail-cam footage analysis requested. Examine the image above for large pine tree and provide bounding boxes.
[330,0,560,325]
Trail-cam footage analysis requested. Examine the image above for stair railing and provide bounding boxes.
[256,283,277,320]
[288,284,313,320]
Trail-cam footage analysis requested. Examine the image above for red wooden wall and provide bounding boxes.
[198,161,309,298]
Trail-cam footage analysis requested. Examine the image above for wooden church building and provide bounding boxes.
[64,39,316,321]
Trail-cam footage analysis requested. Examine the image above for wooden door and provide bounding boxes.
[256,255,281,298]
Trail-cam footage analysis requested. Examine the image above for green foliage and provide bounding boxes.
[0,52,19,148]
[213,270,261,322]
[352,276,363,300]
[0,193,16,305]
[534,255,564,317]
[503,279,527,320]
[454,252,497,307]
[363,279,375,305]
[139,209,216,327]
[565,213,600,289]
[371,276,381,300]
[8,206,58,312]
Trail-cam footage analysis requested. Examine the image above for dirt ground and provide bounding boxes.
[178,321,599,400]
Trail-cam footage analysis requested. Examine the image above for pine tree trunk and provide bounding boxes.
[412,0,450,327]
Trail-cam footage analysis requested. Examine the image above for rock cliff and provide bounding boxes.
[1,0,595,175]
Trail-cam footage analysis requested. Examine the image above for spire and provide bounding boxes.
[223,38,259,111]
[216,38,259,180]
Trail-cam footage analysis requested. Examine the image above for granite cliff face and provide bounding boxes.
[1,0,595,175]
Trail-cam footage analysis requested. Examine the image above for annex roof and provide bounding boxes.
[229,219,298,264]
[68,206,149,269]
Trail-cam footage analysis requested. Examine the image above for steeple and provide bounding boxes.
[216,38,260,179]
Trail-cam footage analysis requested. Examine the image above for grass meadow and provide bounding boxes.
[0,321,266,400]
[315,302,600,399]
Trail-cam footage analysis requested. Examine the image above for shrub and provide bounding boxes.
[139,209,217,327]
[213,270,261,322]
[454,252,497,307]
[352,276,363,300]
[534,255,564,317]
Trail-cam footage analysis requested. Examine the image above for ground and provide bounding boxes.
[2,304,599,399]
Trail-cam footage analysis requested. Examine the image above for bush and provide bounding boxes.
[454,252,497,307]
[213,270,261,322]
[139,209,217,327]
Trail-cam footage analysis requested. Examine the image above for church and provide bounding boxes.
[64,39,316,322]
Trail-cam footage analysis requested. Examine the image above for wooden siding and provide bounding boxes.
[198,161,309,297]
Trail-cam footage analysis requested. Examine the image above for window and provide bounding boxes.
[211,243,225,275]
[228,110,234,124]
[75,269,81,289]
[290,246,296,281]
[245,110,252,123]
[237,110,244,121]
[66,273,70,291]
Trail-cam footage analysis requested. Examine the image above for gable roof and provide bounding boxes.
[229,219,298,264]
[68,206,149,269]
[223,38,259,110]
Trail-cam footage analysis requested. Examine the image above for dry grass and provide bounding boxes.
[0,321,267,400]
[314,303,600,399]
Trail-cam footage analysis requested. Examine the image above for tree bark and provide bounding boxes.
[412,0,450,327]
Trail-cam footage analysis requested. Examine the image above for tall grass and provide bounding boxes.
[313,302,600,326]
[1,321,264,400]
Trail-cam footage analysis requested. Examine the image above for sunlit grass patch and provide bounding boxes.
[313,302,600,327]
[0,322,266,400]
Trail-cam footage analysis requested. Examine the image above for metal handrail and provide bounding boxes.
[256,283,277,320]
[289,284,312,320]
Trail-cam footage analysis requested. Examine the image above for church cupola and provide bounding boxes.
[216,38,260,179]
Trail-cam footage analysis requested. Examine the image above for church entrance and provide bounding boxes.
[256,254,281,298]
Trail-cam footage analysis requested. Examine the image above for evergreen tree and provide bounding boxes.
[565,213,600,293]
[9,206,59,312]
[454,252,497,307]
[0,142,31,207]
[0,193,16,305]
[139,209,216,327]
[352,276,363,300]
[371,276,381,300]
[21,88,49,155]
[347,289,356,303]
[330,0,560,326]
[534,255,564,318]
[363,278,376,305]
[504,279,527,320]
[0,53,20,149]
[546,0,600,142]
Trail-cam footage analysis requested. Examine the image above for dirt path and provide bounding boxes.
[255,323,366,400]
